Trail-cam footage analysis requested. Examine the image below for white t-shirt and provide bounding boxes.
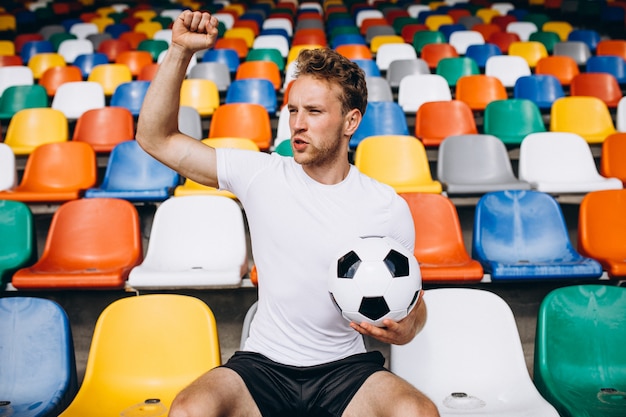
[217,148,415,366]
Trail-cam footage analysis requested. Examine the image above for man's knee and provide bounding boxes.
[168,390,209,417]
[396,392,440,417]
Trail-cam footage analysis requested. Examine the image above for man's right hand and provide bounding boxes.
[172,10,219,54]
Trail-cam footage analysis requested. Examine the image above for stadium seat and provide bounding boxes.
[0,297,77,417]
[208,102,272,149]
[397,74,452,113]
[464,43,502,69]
[455,74,508,111]
[412,30,446,54]
[570,72,622,108]
[201,48,240,74]
[365,76,393,102]
[128,195,248,289]
[72,107,134,153]
[114,50,153,78]
[178,106,203,140]
[84,140,179,202]
[567,28,601,53]
[179,78,220,118]
[225,78,277,114]
[400,193,484,283]
[585,55,626,84]
[51,81,106,120]
[27,52,66,79]
[246,47,285,72]
[483,98,546,146]
[87,63,133,96]
[391,288,560,416]
[20,40,54,64]
[215,37,249,60]
[420,43,459,70]
[0,84,48,120]
[350,102,409,149]
[485,55,531,88]
[4,108,68,156]
[0,200,36,286]
[39,65,83,97]
[601,133,626,185]
[488,31,521,54]
[72,52,109,78]
[596,39,626,60]
[553,41,591,66]
[437,134,531,194]
[334,44,373,61]
[57,39,94,65]
[137,39,168,61]
[58,294,221,416]
[513,74,565,111]
[0,66,34,97]
[508,40,548,68]
[472,190,604,281]
[354,135,442,194]
[235,60,282,91]
[188,62,231,93]
[578,190,626,278]
[448,30,485,55]
[414,100,478,147]
[0,143,16,192]
[12,198,143,290]
[385,58,429,89]
[109,80,151,117]
[529,31,561,54]
[506,21,538,41]
[519,132,622,193]
[534,285,626,417]
[549,96,616,144]
[435,57,480,87]
[97,38,132,62]
[375,43,417,71]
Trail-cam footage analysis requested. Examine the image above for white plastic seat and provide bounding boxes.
[213,12,235,29]
[57,38,94,64]
[366,76,393,102]
[262,17,293,37]
[0,143,16,191]
[51,81,106,120]
[491,2,515,15]
[355,9,384,27]
[153,28,172,45]
[518,132,623,193]
[485,55,531,87]
[69,22,99,39]
[127,195,248,289]
[375,43,418,71]
[252,34,289,58]
[506,21,538,41]
[188,62,232,92]
[615,96,626,132]
[390,288,560,417]
[448,30,485,55]
[274,104,291,146]
[0,66,34,97]
[178,105,203,140]
[397,74,452,113]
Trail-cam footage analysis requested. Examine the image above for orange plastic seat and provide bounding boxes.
[119,31,148,49]
[335,44,373,60]
[420,43,459,70]
[578,189,626,278]
[4,108,68,156]
[39,65,83,96]
[72,107,135,153]
[12,198,143,289]
[208,103,273,150]
[596,39,626,60]
[570,72,623,108]
[415,100,478,147]
[97,38,132,62]
[114,50,153,78]
[235,60,282,90]
[535,55,580,86]
[137,62,160,81]
[0,141,96,203]
[215,37,249,59]
[472,23,502,42]
[488,31,520,53]
[601,133,626,186]
[400,192,484,282]
[455,74,508,111]
[291,28,327,47]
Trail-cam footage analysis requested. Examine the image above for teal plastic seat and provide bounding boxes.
[435,56,480,87]
[0,200,37,287]
[535,285,626,417]
[483,98,546,146]
[0,84,48,120]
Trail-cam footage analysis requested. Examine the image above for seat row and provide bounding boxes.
[3,283,625,417]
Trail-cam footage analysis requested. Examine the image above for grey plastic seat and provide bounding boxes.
[365,25,396,44]
[553,41,591,66]
[386,58,430,88]
[178,106,203,140]
[366,76,393,102]
[188,62,231,92]
[294,18,324,32]
[437,134,531,195]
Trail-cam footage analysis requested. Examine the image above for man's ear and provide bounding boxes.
[344,108,362,136]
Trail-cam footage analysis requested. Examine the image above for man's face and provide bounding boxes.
[287,75,349,168]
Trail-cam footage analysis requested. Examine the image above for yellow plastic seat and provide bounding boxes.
[508,41,548,68]
[354,135,442,194]
[174,137,260,198]
[369,35,404,54]
[87,63,133,95]
[223,27,256,48]
[134,21,163,39]
[550,96,616,144]
[59,294,221,417]
[4,108,68,156]
[180,78,220,117]
[424,14,454,31]
[27,52,66,79]
[542,20,573,41]
[287,44,323,66]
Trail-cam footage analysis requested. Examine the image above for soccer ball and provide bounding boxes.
[328,235,422,327]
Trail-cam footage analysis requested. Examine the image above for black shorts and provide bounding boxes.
[221,350,388,417]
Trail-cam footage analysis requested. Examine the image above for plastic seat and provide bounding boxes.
[578,189,626,278]
[137,39,168,61]
[369,34,404,54]
[483,98,546,146]
[292,28,328,47]
[87,63,133,95]
[72,52,109,78]
[4,108,68,156]
[334,44,373,60]
[385,58,429,88]
[201,48,240,74]
[553,41,591,66]
[215,37,250,61]
[179,78,220,117]
[601,132,626,185]
[397,74,452,113]
[0,141,96,203]
[448,30,485,55]
[535,55,580,86]
[570,72,622,108]
[128,195,248,289]
[0,84,48,120]
[567,28,601,53]
[508,40,548,68]
[114,50,153,78]
[246,48,285,72]
[485,55,531,88]
[51,81,106,120]
[354,59,381,78]
[586,55,626,84]
[0,199,36,286]
[414,100,477,147]
[57,39,94,64]
[488,30,520,54]
[0,143,16,192]
[472,190,604,280]
[438,134,531,194]
[506,21,538,41]
[519,132,623,193]
[350,102,410,149]
[455,74,508,111]
[354,135,442,193]
[366,76,393,102]
[134,21,163,39]
[235,60,282,91]
[0,297,77,416]
[331,33,366,48]
[27,52,66,79]
[534,285,626,416]
[375,43,417,71]
[38,65,83,97]
[412,30,446,54]
[400,193,484,282]
[69,22,98,39]
[97,38,132,62]
[529,31,561,54]
[0,66,34,97]
[252,35,290,59]
[84,140,179,202]
[73,106,135,153]
[109,80,151,117]
[420,43,459,70]
[550,96,616,144]
[0,55,24,67]
[178,106,203,140]
[209,103,273,150]
[225,78,277,114]
[435,57,480,87]
[58,294,220,416]
[513,74,565,111]
[20,40,54,64]
[391,288,560,416]
[597,39,626,60]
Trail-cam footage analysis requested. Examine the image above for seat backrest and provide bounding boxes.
[578,189,626,263]
[0,143,16,192]
[201,48,240,73]
[567,28,601,53]
[27,52,66,79]
[0,66,34,97]
[465,43,502,69]
[72,52,109,78]
[375,43,417,71]
[114,50,153,78]
[51,81,106,120]
[412,30,445,54]
[483,98,546,146]
[109,80,151,116]
[448,30,485,54]
[570,72,623,108]
[72,106,135,152]
[397,73,452,113]
[87,63,133,95]
[0,200,36,285]
[601,133,626,185]
[506,21,538,41]
[0,84,48,119]
[534,285,626,417]
[549,96,616,144]
[209,103,273,150]
[178,105,203,140]
[414,100,477,147]
[455,74,508,111]
[420,43,459,70]
[508,40,548,67]
[0,297,77,417]
[435,56,480,87]
[365,76,393,102]
[350,102,409,148]
[535,55,580,85]
[97,38,132,62]
[553,40,591,65]
[485,55,532,87]
[4,108,68,156]
[39,65,83,96]
[513,74,565,111]
[597,39,626,60]
[385,58,429,88]
[225,78,277,114]
[235,60,282,90]
[59,294,220,416]
[57,38,94,64]
[586,55,626,84]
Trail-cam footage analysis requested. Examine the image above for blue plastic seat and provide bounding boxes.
[330,33,366,48]
[350,101,409,149]
[73,52,109,78]
[20,40,54,64]
[472,190,603,281]
[586,55,626,84]
[104,23,131,39]
[465,43,502,69]
[567,29,601,54]
[514,74,565,111]
[0,297,77,417]
[225,78,277,114]
[353,58,380,77]
[439,23,466,41]
[84,140,179,202]
[110,80,151,116]
[201,48,240,73]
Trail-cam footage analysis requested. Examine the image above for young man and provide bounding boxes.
[136,10,439,417]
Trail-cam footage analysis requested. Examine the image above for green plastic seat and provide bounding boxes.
[0,84,49,120]
[330,25,360,41]
[246,48,285,71]
[273,139,293,156]
[435,56,480,87]
[483,98,546,146]
[534,285,626,417]
[49,32,77,51]
[529,31,561,54]
[412,30,445,54]
[137,39,169,61]
[0,200,37,287]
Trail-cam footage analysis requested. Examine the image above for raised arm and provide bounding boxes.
[136,10,220,188]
